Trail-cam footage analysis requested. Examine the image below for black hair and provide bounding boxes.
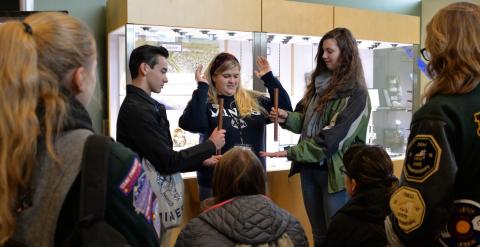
[128,45,169,79]
[343,144,397,189]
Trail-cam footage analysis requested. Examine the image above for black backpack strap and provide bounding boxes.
[79,134,112,221]
[61,134,130,247]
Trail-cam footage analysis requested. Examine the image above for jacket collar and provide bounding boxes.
[126,84,159,107]
[338,186,390,223]
[35,86,94,132]
[62,94,93,132]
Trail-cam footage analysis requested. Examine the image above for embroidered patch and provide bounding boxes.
[133,173,154,222]
[440,199,480,247]
[390,186,426,234]
[404,134,441,182]
[474,112,480,137]
[119,157,142,195]
[152,197,161,238]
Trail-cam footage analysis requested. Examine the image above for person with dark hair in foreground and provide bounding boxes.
[175,147,308,247]
[325,144,397,247]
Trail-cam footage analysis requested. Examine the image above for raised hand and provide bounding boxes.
[195,64,208,84]
[208,128,226,150]
[202,155,222,167]
[259,150,288,158]
[254,56,272,78]
[268,107,288,123]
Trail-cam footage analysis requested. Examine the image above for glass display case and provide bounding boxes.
[108,24,420,171]
[262,34,419,161]
[370,45,420,157]
[108,24,254,150]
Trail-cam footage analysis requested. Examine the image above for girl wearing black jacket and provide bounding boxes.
[325,144,397,247]
[179,53,292,200]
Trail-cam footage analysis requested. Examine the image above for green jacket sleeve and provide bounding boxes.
[286,87,370,165]
[287,138,327,163]
[283,111,304,134]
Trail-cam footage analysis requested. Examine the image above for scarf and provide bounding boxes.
[301,72,332,140]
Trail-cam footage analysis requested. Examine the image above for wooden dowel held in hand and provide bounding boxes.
[216,98,224,155]
[274,88,279,142]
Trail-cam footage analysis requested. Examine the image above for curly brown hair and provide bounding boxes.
[424,2,480,101]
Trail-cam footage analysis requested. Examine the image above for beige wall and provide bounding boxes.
[35,0,108,134]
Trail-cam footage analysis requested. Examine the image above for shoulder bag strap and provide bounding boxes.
[79,135,112,220]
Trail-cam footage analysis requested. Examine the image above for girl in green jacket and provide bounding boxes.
[261,27,371,247]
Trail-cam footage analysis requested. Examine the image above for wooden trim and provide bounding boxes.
[334,6,420,44]
[126,0,261,32]
[262,0,333,36]
[106,0,127,33]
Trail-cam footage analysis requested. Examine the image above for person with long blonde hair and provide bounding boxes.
[0,12,160,246]
[386,2,480,246]
[179,53,293,200]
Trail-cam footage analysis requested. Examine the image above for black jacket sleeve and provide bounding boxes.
[178,82,210,133]
[389,119,457,246]
[326,213,386,247]
[260,71,293,113]
[127,103,216,174]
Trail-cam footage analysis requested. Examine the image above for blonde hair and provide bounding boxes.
[206,53,266,117]
[424,2,480,101]
[0,12,95,243]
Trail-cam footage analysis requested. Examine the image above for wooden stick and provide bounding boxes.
[274,88,279,142]
[216,98,224,155]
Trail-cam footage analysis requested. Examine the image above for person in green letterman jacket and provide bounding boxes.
[385,2,480,246]
[261,27,371,247]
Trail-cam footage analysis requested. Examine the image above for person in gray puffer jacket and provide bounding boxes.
[175,147,308,247]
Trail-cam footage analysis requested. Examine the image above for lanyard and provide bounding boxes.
[223,101,245,145]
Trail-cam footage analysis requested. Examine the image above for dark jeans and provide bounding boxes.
[300,166,347,247]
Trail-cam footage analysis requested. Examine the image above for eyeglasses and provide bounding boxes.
[420,48,431,61]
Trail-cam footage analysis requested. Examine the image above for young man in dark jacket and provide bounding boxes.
[116,45,225,174]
